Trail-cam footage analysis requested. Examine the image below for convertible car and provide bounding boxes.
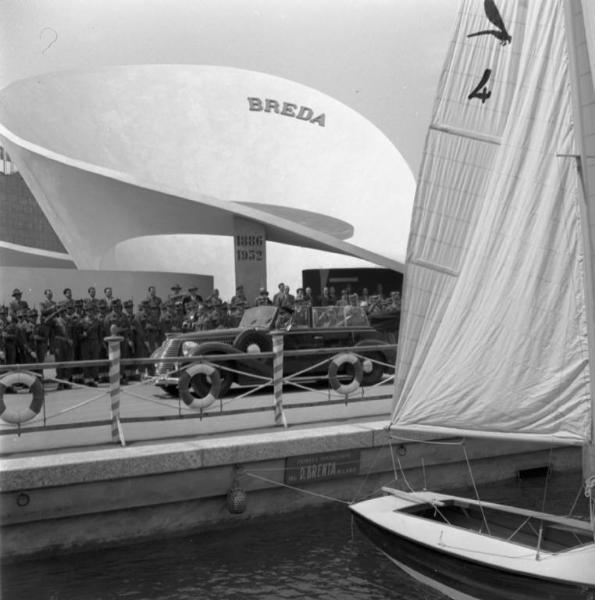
[153,305,396,399]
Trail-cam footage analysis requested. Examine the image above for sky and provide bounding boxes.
[0,0,459,296]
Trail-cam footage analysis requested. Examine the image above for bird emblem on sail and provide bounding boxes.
[467,0,512,45]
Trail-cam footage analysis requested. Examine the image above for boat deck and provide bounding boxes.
[404,499,593,553]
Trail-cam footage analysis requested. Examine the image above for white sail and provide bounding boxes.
[392,0,593,444]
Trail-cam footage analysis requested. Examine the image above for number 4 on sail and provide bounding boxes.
[350,0,595,597]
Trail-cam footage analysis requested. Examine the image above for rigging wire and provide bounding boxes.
[462,443,491,535]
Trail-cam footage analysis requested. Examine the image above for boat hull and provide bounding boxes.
[350,494,595,600]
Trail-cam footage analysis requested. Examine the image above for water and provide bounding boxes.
[2,471,589,600]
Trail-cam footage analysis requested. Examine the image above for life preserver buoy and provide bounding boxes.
[0,371,44,424]
[328,353,363,395]
[178,363,221,409]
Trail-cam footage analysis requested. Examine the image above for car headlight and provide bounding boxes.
[182,341,200,356]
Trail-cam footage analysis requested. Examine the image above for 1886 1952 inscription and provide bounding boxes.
[284,449,361,484]
[235,234,264,262]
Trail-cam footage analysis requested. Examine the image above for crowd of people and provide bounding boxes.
[0,282,401,387]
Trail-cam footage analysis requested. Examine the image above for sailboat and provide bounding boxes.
[350,0,595,597]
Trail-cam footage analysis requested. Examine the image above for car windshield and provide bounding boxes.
[311,306,370,328]
[238,306,278,328]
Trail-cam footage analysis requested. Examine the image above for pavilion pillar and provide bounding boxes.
[233,217,267,303]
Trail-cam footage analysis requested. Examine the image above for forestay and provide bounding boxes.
[392,0,593,444]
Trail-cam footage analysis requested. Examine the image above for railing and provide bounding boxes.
[0,332,396,449]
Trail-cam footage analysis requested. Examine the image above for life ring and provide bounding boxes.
[328,353,363,395]
[0,371,44,424]
[178,363,221,409]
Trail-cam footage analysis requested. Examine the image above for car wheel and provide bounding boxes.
[233,330,272,354]
[163,385,179,397]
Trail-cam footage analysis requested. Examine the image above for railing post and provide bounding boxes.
[105,327,126,446]
[271,330,288,427]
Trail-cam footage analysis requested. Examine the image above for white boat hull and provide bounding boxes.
[350,490,595,599]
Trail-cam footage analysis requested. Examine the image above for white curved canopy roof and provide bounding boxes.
[0,65,410,273]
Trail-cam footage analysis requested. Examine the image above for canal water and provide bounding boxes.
[2,470,589,600]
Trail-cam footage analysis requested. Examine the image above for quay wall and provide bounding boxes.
[0,421,580,560]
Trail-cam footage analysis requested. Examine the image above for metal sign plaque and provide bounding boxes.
[284,449,361,484]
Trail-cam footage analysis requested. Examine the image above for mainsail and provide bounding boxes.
[392,0,595,445]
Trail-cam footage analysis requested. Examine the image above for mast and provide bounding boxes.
[564,0,595,503]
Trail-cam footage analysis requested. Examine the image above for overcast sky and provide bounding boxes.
[0,0,457,175]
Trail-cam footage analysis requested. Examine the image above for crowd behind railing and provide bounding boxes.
[0,281,401,388]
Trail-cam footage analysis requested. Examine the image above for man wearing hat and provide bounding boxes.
[69,299,85,384]
[230,285,249,309]
[254,287,272,306]
[96,298,110,383]
[9,289,29,318]
[0,305,18,366]
[168,283,184,303]
[15,308,35,364]
[187,286,203,304]
[80,303,101,387]
[104,299,132,384]
[52,300,74,389]
[122,300,139,381]
[170,300,185,332]
[29,308,50,370]
[132,301,153,378]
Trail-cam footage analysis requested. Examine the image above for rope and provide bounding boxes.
[462,443,491,535]
[244,470,350,505]
[540,449,553,513]
[566,481,584,517]
[350,443,389,503]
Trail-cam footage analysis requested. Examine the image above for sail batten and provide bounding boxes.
[393,0,592,444]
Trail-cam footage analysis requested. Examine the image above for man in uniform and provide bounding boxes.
[15,309,35,364]
[187,286,203,304]
[104,299,132,384]
[254,287,272,306]
[132,301,153,378]
[122,300,138,381]
[9,289,29,318]
[170,301,185,332]
[29,308,50,374]
[62,287,74,306]
[40,289,57,319]
[79,304,101,387]
[54,301,75,389]
[157,300,173,345]
[103,287,116,311]
[146,286,162,310]
[69,299,85,384]
[168,283,184,303]
[0,306,18,367]
[96,298,111,382]
[86,286,100,311]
